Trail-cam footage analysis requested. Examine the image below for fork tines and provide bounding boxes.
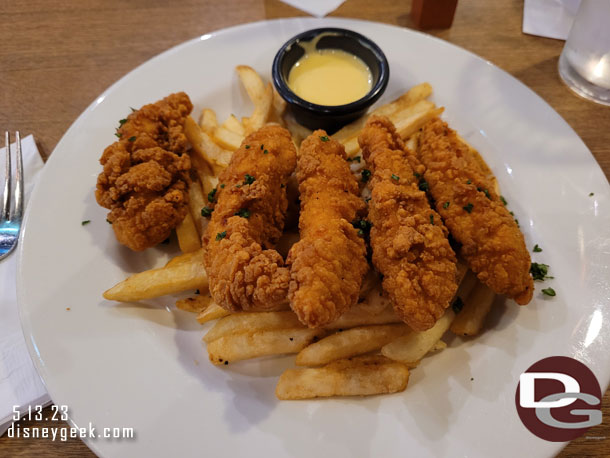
[1,131,24,260]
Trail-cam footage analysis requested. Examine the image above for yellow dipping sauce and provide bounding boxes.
[288,48,373,106]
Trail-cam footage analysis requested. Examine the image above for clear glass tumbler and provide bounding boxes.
[558,0,610,106]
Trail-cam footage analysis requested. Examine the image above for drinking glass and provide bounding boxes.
[558,0,610,105]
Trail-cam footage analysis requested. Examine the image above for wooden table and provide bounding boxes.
[1,1,608,456]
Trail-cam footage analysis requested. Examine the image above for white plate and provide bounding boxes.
[17,18,610,458]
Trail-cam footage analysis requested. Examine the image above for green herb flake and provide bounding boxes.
[114,133,122,138]
[207,188,217,203]
[260,144,264,150]
[589,192,594,197]
[443,201,450,209]
[429,214,434,225]
[533,244,542,253]
[216,231,227,241]
[263,149,269,154]
[234,209,251,219]
[530,262,550,281]
[542,287,556,297]
[245,145,250,149]
[477,187,491,199]
[391,174,400,182]
[418,180,429,192]
[361,169,372,183]
[243,174,256,185]
[319,135,330,142]
[130,107,136,112]
[81,220,91,226]
[119,118,127,125]
[466,179,471,184]
[452,297,464,314]
[220,183,225,189]
[463,203,474,213]
[413,172,421,179]
[500,195,508,206]
[201,206,213,217]
[128,136,136,142]
[352,219,372,237]
[106,218,112,224]
[347,156,361,163]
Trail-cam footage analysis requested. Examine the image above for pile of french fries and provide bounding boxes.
[103,66,498,400]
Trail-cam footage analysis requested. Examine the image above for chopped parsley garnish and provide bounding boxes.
[320,135,330,142]
[443,201,450,209]
[216,231,227,241]
[235,184,242,188]
[533,244,542,253]
[515,219,520,227]
[81,220,91,226]
[106,218,112,224]
[128,136,136,142]
[418,180,429,192]
[347,156,361,163]
[463,203,474,213]
[466,179,471,184]
[413,172,421,179]
[130,107,136,112]
[245,145,250,149]
[220,183,225,189]
[243,174,256,185]
[118,118,127,126]
[477,187,491,199]
[352,219,372,237]
[234,209,251,219]
[530,262,551,281]
[361,169,372,183]
[260,144,264,150]
[201,206,213,217]
[263,149,269,154]
[589,192,595,197]
[542,287,556,297]
[452,297,464,314]
[500,195,508,206]
[114,133,122,138]
[429,214,434,225]
[207,188,217,203]
[391,174,400,182]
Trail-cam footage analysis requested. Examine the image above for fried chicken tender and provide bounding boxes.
[287,131,368,328]
[96,92,193,251]
[203,125,297,312]
[418,117,533,304]
[358,116,458,331]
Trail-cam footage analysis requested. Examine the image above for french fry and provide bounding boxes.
[203,309,299,343]
[184,116,232,174]
[176,293,212,313]
[235,65,266,104]
[188,177,207,237]
[276,355,409,400]
[199,108,218,134]
[295,324,410,367]
[207,328,324,365]
[284,112,312,146]
[332,82,433,145]
[243,82,273,134]
[325,305,401,330]
[381,309,455,367]
[271,87,287,122]
[164,248,204,267]
[103,258,208,302]
[429,340,447,354]
[221,114,245,136]
[176,212,201,253]
[395,106,445,140]
[450,281,496,337]
[212,125,244,151]
[196,302,231,324]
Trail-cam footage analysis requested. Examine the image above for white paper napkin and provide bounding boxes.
[0,135,49,437]
[279,0,346,17]
[523,0,581,40]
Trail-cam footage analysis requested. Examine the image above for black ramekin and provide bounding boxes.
[272,27,390,134]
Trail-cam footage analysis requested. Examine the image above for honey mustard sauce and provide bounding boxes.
[287,34,373,106]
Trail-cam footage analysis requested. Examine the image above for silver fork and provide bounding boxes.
[0,132,24,261]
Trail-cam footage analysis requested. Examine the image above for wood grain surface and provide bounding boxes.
[1,1,608,457]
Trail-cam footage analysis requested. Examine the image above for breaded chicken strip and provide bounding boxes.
[418,117,533,304]
[287,131,368,328]
[358,116,458,331]
[96,92,192,251]
[203,125,297,312]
